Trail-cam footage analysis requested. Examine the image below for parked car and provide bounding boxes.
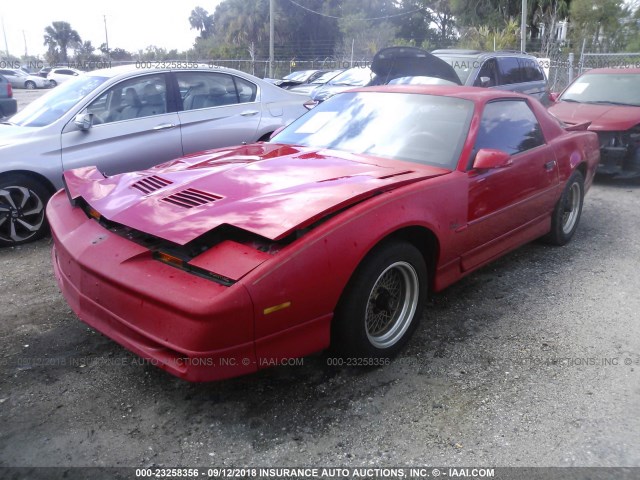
[308,47,462,105]
[37,67,53,78]
[309,66,374,103]
[431,49,551,104]
[0,74,18,118]
[287,69,343,96]
[263,69,328,87]
[47,67,83,86]
[548,68,640,179]
[48,86,599,382]
[0,64,309,246]
[0,68,50,89]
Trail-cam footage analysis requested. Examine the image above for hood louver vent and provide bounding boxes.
[378,170,414,179]
[132,175,173,194]
[161,188,223,209]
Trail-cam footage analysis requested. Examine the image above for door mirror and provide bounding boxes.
[473,148,512,170]
[479,76,491,88]
[74,112,94,131]
[548,92,560,103]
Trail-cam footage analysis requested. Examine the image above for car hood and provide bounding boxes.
[371,47,462,86]
[63,143,450,245]
[549,101,640,131]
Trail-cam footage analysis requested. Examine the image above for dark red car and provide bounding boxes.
[548,68,640,178]
[48,86,600,382]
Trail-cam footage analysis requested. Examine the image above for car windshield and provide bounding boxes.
[328,67,373,86]
[271,91,474,169]
[283,70,315,82]
[560,73,640,106]
[432,55,473,84]
[9,75,109,127]
[312,70,342,84]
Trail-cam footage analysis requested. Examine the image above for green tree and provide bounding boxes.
[43,21,81,63]
[570,0,627,51]
[189,6,214,39]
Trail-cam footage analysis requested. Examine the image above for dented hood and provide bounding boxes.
[64,143,450,245]
[549,101,640,131]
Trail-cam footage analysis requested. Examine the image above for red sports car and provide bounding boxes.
[48,86,600,382]
[548,68,640,178]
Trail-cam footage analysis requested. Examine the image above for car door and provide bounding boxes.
[60,72,182,176]
[461,99,559,271]
[174,71,261,154]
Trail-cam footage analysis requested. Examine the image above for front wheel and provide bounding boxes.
[49,79,57,87]
[0,174,50,247]
[543,170,584,246]
[332,241,427,359]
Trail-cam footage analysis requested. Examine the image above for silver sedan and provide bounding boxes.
[0,64,309,246]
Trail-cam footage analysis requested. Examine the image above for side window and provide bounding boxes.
[497,57,521,85]
[60,70,74,76]
[474,100,545,156]
[86,74,167,124]
[474,59,498,87]
[519,58,544,82]
[176,72,240,111]
[233,76,257,103]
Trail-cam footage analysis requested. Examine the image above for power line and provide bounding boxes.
[286,0,427,20]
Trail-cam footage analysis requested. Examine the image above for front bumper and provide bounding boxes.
[48,190,257,382]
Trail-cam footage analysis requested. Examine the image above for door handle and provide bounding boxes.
[152,123,176,131]
[240,110,259,117]
[544,160,557,171]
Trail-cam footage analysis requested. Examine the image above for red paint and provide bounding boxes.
[48,87,600,382]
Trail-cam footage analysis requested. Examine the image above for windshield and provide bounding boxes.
[283,70,315,82]
[312,70,342,84]
[328,67,373,86]
[271,91,474,169]
[432,55,474,84]
[560,73,640,106]
[9,75,109,127]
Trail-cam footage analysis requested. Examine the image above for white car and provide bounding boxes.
[47,67,83,86]
[0,69,50,89]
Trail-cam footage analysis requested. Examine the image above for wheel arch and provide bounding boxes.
[0,170,57,197]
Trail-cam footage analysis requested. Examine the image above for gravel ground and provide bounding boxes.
[0,90,638,472]
[0,180,638,470]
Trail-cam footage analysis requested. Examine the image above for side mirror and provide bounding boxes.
[473,148,512,170]
[74,112,94,131]
[548,92,560,103]
[479,76,491,88]
[269,126,286,140]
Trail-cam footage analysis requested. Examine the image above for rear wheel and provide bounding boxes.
[49,79,57,87]
[543,170,584,246]
[332,241,427,359]
[25,81,36,89]
[0,174,50,247]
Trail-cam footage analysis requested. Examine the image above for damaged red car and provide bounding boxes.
[548,68,640,179]
[48,86,600,382]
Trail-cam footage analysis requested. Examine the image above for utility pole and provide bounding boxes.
[269,0,274,77]
[103,15,110,60]
[23,30,27,57]
[1,17,9,58]
[520,0,527,52]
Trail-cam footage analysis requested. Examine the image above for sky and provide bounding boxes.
[0,0,223,60]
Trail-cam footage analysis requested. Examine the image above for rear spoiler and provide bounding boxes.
[565,121,591,132]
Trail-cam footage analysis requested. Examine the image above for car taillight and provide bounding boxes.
[6,82,12,97]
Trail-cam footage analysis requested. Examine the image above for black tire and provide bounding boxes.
[0,174,51,247]
[25,81,36,90]
[543,170,584,246]
[49,80,57,87]
[331,241,427,359]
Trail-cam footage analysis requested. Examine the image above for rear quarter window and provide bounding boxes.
[519,58,544,82]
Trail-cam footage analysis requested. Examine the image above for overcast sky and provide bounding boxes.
[1,0,223,59]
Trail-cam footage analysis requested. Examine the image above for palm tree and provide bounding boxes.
[43,21,82,63]
[189,7,214,38]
